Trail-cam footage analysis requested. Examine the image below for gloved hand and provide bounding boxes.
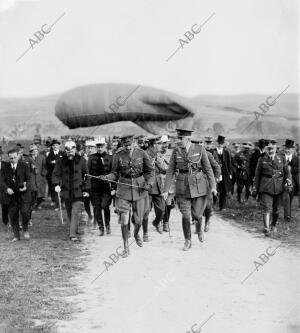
[55,185,61,193]
[7,188,14,195]
[19,183,27,192]
[144,183,152,192]
[98,175,107,181]
[110,190,116,196]
[161,192,169,200]
[211,188,218,197]
[83,192,89,197]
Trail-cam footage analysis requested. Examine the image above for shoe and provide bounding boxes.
[11,237,19,242]
[135,235,143,247]
[23,231,30,240]
[106,226,111,235]
[70,236,79,241]
[99,229,105,236]
[183,240,191,251]
[88,216,94,225]
[152,222,162,234]
[198,230,204,242]
[264,228,271,237]
[143,233,149,242]
[204,221,210,232]
[163,223,169,232]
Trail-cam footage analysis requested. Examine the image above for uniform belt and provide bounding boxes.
[159,171,167,175]
[122,174,143,179]
[178,170,188,173]
[262,174,283,178]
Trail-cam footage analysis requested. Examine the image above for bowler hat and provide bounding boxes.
[51,139,61,146]
[285,139,295,149]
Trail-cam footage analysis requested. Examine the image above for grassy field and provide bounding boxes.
[219,192,300,250]
[0,200,89,332]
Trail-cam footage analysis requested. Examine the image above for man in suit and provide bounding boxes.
[0,148,32,241]
[281,139,299,224]
[162,127,216,251]
[88,137,113,236]
[249,139,266,183]
[46,139,64,209]
[213,135,232,210]
[253,140,292,236]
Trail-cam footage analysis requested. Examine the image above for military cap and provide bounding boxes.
[159,135,170,143]
[85,140,96,147]
[204,136,213,143]
[284,139,295,148]
[95,137,106,145]
[120,134,134,145]
[146,135,160,143]
[217,135,225,144]
[176,125,194,137]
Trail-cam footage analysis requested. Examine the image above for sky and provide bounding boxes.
[0,0,298,98]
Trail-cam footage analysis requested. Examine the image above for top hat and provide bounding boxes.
[284,139,295,149]
[217,135,225,144]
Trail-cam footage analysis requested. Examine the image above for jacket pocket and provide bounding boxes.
[176,173,186,196]
[195,172,208,195]
[136,175,146,194]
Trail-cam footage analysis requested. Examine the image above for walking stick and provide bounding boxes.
[57,192,64,225]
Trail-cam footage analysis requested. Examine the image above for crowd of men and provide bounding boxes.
[0,128,299,252]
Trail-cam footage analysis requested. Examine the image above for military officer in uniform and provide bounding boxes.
[162,127,216,251]
[100,135,154,256]
[252,140,292,236]
[249,139,266,183]
[234,142,252,203]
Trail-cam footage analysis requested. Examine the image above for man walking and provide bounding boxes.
[162,127,216,251]
[52,141,90,241]
[100,135,154,256]
[252,140,292,236]
[88,137,113,236]
[0,148,32,241]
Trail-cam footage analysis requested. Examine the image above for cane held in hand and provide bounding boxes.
[55,185,64,225]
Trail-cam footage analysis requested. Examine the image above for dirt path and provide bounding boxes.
[54,210,300,333]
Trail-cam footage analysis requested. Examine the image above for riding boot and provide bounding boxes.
[142,217,149,242]
[271,212,279,233]
[197,217,204,242]
[134,224,143,247]
[263,213,271,236]
[121,225,129,257]
[182,217,191,251]
[204,213,211,232]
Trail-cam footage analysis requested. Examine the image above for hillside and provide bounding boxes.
[0,93,298,140]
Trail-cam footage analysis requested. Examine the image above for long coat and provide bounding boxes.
[164,143,216,198]
[106,147,154,201]
[253,154,291,195]
[206,151,221,180]
[212,148,232,193]
[46,149,64,179]
[29,154,48,198]
[52,154,90,201]
[88,152,113,193]
[0,161,32,205]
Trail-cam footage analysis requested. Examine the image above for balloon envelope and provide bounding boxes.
[55,83,195,134]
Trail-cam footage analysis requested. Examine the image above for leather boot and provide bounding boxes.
[99,228,105,237]
[204,214,210,232]
[198,217,204,242]
[106,225,111,235]
[263,213,271,236]
[271,212,279,234]
[183,239,191,251]
[153,221,163,234]
[163,221,170,232]
[134,224,143,247]
[121,225,129,257]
